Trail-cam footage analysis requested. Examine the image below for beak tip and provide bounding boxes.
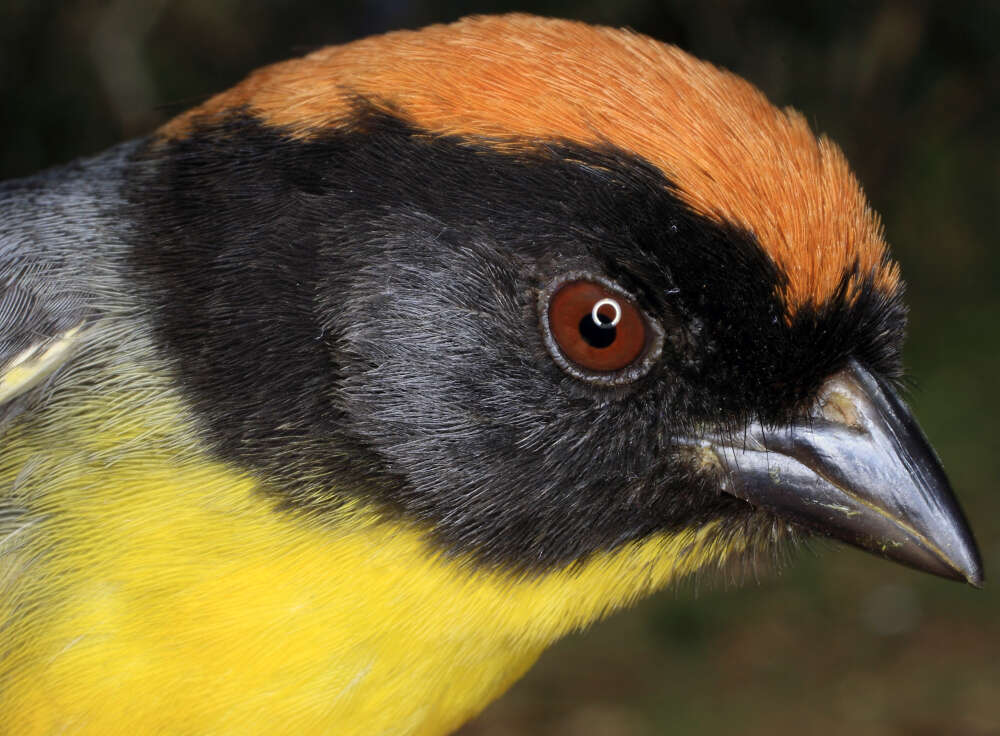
[884,526,984,588]
[940,558,983,588]
[924,537,984,587]
[960,555,985,589]
[943,521,985,588]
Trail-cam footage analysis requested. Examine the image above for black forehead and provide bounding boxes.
[127,107,906,569]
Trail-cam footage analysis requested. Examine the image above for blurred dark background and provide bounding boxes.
[3,1,997,733]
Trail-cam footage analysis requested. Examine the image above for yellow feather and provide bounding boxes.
[0,369,741,735]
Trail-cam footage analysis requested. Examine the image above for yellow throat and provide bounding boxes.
[0,364,736,736]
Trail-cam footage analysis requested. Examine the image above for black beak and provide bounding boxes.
[697,359,983,585]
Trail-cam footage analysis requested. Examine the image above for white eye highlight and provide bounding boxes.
[591,298,622,328]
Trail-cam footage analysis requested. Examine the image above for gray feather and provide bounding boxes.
[0,142,140,418]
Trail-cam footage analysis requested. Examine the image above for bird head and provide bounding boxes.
[135,14,982,594]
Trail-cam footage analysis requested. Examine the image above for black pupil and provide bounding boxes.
[579,307,617,349]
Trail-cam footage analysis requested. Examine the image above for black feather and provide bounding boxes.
[126,107,907,571]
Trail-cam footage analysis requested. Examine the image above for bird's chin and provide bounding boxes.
[678,359,983,586]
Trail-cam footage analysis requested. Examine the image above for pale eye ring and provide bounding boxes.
[539,274,665,385]
[591,298,622,328]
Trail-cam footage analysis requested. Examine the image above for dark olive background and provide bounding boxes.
[3,1,998,734]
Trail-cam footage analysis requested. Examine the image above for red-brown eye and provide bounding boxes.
[547,281,647,372]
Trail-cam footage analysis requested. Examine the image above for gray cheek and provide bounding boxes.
[327,220,549,484]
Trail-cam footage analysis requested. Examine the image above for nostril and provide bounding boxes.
[815,388,864,431]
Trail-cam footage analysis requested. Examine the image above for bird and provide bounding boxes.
[0,13,983,736]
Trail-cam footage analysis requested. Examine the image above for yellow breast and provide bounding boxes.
[0,375,732,735]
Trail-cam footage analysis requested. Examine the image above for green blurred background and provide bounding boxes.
[3,1,997,733]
